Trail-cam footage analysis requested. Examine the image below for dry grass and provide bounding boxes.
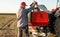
[0,14,17,37]
[0,13,56,37]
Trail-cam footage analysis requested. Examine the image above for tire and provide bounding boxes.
[55,17,60,37]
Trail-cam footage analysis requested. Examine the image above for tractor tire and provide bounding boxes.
[55,17,60,37]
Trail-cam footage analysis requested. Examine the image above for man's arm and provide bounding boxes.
[54,11,60,17]
[26,6,34,12]
[16,8,22,19]
[16,9,20,18]
[26,1,37,12]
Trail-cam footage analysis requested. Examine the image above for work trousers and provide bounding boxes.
[18,25,29,37]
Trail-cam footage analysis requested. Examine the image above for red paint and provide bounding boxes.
[31,11,49,26]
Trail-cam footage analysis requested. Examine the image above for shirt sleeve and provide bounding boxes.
[54,11,60,17]
[16,9,22,19]
[16,10,19,18]
[26,6,34,13]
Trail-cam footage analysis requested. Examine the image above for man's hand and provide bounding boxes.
[30,1,37,6]
[33,1,37,5]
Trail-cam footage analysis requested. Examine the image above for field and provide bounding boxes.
[0,13,58,37]
[0,13,17,37]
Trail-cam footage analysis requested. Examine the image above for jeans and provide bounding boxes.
[18,25,29,37]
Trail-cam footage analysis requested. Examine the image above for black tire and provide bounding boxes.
[55,17,60,37]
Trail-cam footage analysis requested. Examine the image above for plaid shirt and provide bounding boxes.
[16,6,34,27]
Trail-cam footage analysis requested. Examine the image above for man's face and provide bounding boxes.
[21,5,26,8]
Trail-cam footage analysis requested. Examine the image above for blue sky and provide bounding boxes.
[0,0,57,13]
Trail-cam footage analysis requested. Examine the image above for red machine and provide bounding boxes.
[31,11,49,26]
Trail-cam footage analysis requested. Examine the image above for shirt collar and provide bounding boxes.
[21,6,25,9]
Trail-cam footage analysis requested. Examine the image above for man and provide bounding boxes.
[54,7,60,37]
[54,7,60,17]
[50,7,60,34]
[16,1,36,37]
